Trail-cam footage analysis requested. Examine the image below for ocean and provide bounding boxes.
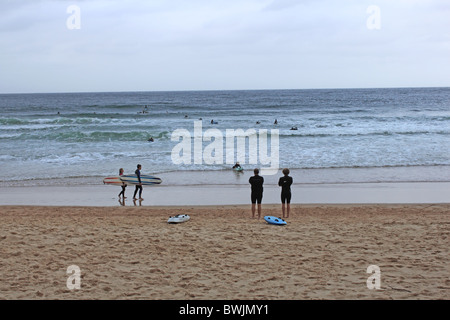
[1,87,449,187]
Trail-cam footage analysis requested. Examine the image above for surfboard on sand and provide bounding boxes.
[103,176,128,185]
[120,174,162,185]
[168,214,190,224]
[264,216,287,225]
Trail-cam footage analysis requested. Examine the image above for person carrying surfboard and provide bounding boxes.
[249,168,264,219]
[278,168,293,218]
[133,164,143,201]
[118,168,127,199]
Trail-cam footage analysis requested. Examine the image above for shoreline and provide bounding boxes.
[0,181,449,207]
[3,165,450,187]
[1,203,448,211]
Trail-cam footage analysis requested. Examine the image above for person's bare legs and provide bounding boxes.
[286,203,290,218]
[251,203,256,219]
[257,204,261,219]
[282,203,286,218]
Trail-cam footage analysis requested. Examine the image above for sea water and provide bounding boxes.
[0,88,449,186]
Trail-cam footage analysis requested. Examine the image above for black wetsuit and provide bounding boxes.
[133,168,143,199]
[118,174,126,197]
[249,175,264,204]
[278,176,293,204]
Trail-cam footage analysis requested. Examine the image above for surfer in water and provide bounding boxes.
[249,168,264,219]
[133,164,143,201]
[118,168,127,199]
[232,162,242,170]
[278,168,293,218]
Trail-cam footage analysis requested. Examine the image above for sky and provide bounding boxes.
[0,0,449,93]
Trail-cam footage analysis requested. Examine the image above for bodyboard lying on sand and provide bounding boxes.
[168,214,190,224]
[264,216,287,225]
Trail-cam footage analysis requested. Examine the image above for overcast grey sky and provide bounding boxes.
[0,0,449,93]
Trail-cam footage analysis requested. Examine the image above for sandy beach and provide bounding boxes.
[0,203,448,300]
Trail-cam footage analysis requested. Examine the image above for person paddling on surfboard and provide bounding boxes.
[118,168,127,199]
[249,168,264,219]
[133,164,144,201]
[232,162,242,170]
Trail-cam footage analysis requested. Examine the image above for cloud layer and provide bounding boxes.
[0,0,449,93]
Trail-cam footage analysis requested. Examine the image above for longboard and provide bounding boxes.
[103,176,128,185]
[120,174,162,185]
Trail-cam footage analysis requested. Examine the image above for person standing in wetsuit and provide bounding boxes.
[278,168,293,218]
[133,164,143,201]
[249,168,264,219]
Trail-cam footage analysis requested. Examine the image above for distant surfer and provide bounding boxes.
[290,126,298,130]
[274,119,278,124]
[278,168,293,218]
[118,168,127,199]
[139,106,149,114]
[249,168,264,219]
[133,164,143,201]
[232,162,242,170]
[148,136,154,142]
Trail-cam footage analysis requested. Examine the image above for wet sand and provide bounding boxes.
[0,203,448,300]
[0,182,449,206]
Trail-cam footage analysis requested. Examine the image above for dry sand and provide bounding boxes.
[0,204,449,300]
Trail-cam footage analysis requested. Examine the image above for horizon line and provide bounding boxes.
[0,85,449,95]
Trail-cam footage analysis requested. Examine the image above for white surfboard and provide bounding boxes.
[167,214,190,224]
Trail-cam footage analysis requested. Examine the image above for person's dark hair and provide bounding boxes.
[282,168,290,176]
[254,168,259,175]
